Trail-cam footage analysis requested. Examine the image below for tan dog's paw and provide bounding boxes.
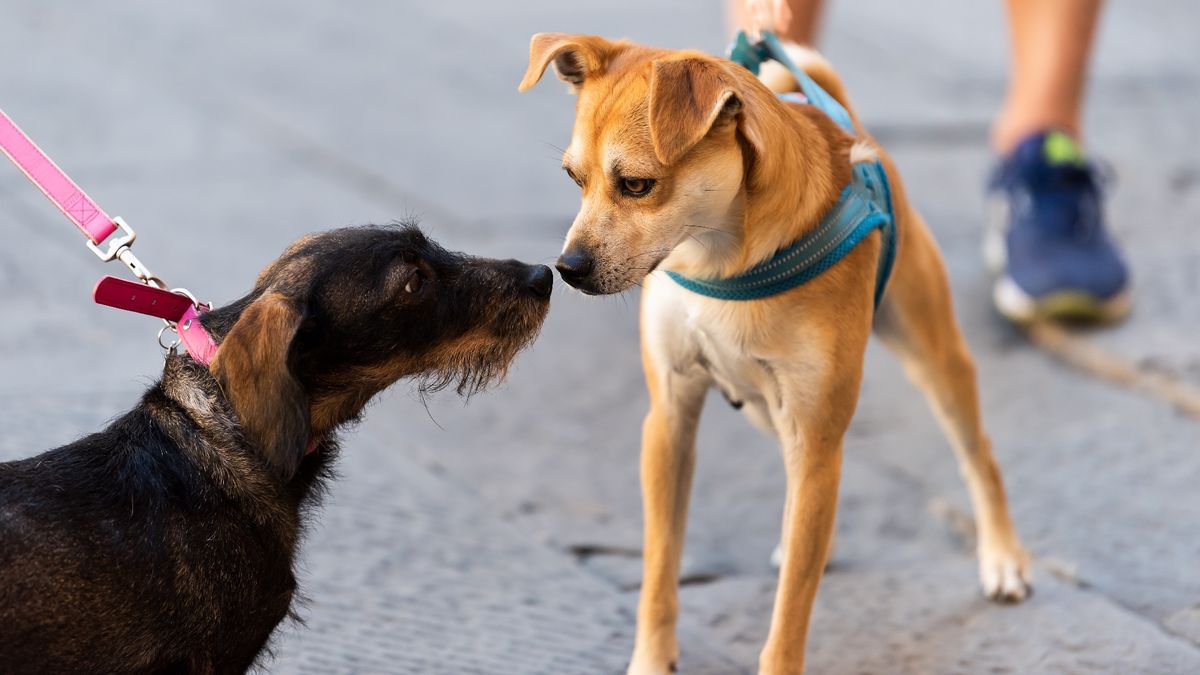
[627,645,678,675]
[978,543,1032,602]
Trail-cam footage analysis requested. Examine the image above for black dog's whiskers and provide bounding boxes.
[418,340,521,398]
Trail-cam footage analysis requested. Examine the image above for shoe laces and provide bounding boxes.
[1021,159,1113,240]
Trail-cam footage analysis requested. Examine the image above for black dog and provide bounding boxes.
[0,224,552,674]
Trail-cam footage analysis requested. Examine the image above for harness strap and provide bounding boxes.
[728,31,855,133]
[666,162,895,304]
[665,31,897,306]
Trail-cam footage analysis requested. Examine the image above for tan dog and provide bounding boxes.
[520,33,1031,674]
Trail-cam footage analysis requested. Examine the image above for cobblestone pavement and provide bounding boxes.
[2,1,1198,673]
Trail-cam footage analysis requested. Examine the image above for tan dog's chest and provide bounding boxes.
[643,274,822,436]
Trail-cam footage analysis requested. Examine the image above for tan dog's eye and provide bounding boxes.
[619,177,655,197]
[564,167,583,188]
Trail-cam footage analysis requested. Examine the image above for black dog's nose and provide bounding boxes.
[526,264,553,299]
[555,249,594,286]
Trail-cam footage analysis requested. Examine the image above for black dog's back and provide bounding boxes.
[0,381,308,674]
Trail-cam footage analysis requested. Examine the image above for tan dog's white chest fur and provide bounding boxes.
[520,32,1031,675]
[642,273,831,439]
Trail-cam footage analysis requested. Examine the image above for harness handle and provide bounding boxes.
[727,30,856,133]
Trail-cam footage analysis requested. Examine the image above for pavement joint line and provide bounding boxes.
[927,496,977,549]
[566,543,643,561]
[848,438,1200,654]
[929,495,1200,654]
[1027,322,1200,420]
[1050,560,1200,655]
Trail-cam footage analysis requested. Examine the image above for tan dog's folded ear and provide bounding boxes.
[649,57,746,166]
[211,291,309,481]
[518,33,615,93]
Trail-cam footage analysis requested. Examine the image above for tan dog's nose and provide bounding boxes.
[555,248,594,288]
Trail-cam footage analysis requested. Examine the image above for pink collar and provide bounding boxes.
[98,275,322,457]
[93,276,218,365]
[0,108,218,365]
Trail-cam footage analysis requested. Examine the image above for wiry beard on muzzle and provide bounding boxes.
[416,341,515,397]
[416,302,547,398]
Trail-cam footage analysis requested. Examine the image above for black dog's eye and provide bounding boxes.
[403,268,425,295]
[619,177,655,197]
[564,166,583,188]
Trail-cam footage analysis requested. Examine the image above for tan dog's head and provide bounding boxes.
[519,33,769,295]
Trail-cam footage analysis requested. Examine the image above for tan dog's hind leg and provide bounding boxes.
[875,211,1032,601]
[629,350,709,675]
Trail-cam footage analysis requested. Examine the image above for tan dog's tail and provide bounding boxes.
[756,42,853,112]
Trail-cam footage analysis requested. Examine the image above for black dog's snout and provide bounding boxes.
[526,264,554,299]
[555,248,594,287]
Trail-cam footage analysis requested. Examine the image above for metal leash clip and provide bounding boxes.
[86,217,169,289]
[85,217,214,355]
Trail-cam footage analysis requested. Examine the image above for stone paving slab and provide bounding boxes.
[268,425,637,675]
[2,0,1199,673]
[694,560,1200,675]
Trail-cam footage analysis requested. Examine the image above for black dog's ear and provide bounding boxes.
[211,291,309,480]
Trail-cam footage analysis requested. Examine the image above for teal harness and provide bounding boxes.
[666,31,897,306]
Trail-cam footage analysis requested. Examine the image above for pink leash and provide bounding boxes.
[0,108,218,365]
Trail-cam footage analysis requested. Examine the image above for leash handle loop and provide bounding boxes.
[0,109,118,245]
[0,109,168,288]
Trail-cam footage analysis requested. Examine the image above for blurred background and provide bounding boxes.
[1,1,1198,673]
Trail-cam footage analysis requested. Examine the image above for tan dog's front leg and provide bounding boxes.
[629,365,708,675]
[759,439,842,675]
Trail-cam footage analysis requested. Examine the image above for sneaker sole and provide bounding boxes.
[993,275,1132,325]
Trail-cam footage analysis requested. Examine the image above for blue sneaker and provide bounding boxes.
[985,130,1130,323]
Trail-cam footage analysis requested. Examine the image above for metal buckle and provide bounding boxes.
[85,216,136,262]
[157,323,181,353]
[117,247,167,289]
[170,287,206,309]
[85,216,169,289]
[85,216,211,356]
